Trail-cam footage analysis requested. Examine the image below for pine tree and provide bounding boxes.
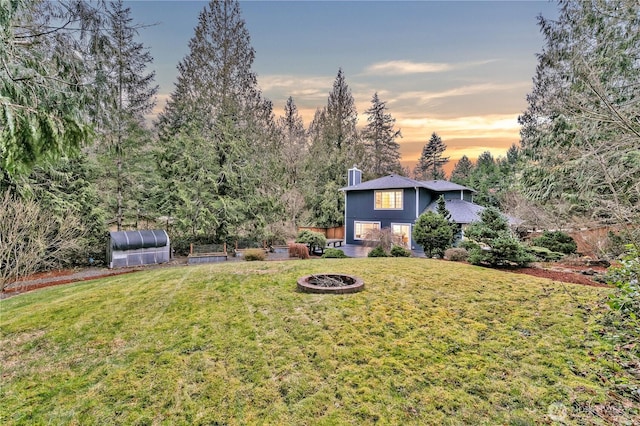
[414,132,449,180]
[362,92,402,178]
[450,155,474,186]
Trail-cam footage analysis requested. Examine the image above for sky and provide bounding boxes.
[127,0,559,172]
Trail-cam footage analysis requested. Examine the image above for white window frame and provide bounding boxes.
[354,221,381,241]
[391,223,412,248]
[374,190,403,210]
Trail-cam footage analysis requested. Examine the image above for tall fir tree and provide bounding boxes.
[305,69,363,227]
[414,132,449,180]
[362,92,402,178]
[155,0,270,242]
[90,0,158,231]
[277,97,308,226]
[450,155,474,186]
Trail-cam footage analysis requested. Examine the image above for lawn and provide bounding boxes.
[0,258,632,424]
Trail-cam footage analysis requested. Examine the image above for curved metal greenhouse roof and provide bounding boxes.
[109,230,169,251]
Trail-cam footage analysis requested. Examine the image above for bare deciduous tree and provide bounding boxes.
[0,192,84,292]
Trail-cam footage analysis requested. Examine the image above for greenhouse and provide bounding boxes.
[107,230,170,268]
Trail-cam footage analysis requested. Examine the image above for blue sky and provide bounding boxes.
[128,0,558,170]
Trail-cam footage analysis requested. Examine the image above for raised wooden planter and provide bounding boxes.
[187,243,228,264]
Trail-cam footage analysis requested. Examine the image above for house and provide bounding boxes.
[340,167,490,249]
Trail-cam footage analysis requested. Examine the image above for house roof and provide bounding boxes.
[341,174,475,193]
[420,180,474,192]
[424,199,522,226]
[424,199,485,224]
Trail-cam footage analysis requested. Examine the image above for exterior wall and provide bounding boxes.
[418,188,433,213]
[345,188,417,245]
[440,190,473,202]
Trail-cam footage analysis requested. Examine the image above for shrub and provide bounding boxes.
[288,243,310,259]
[531,231,577,255]
[322,248,348,258]
[295,230,326,254]
[363,227,401,252]
[444,248,469,262]
[412,211,453,258]
[526,245,564,261]
[0,192,85,291]
[368,245,388,257]
[390,245,411,257]
[606,244,640,320]
[243,249,266,261]
[465,207,534,267]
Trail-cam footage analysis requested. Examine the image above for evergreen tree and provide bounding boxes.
[414,132,449,180]
[413,211,453,258]
[519,0,640,227]
[465,207,533,267]
[277,97,308,226]
[468,151,501,208]
[450,155,474,186]
[436,195,452,222]
[304,69,363,227]
[155,0,270,241]
[91,0,158,231]
[1,0,98,178]
[362,92,402,178]
[157,0,260,138]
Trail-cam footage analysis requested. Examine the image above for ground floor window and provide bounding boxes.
[354,221,380,240]
[391,223,411,248]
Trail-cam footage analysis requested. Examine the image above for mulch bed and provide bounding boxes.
[508,265,610,288]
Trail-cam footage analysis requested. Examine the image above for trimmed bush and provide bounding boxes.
[531,231,577,255]
[444,248,469,262]
[295,230,327,253]
[390,245,411,257]
[243,249,266,261]
[413,211,453,258]
[368,245,388,257]
[322,248,348,258]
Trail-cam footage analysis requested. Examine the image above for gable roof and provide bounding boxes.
[341,174,475,193]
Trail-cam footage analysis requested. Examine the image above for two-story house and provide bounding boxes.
[340,167,487,249]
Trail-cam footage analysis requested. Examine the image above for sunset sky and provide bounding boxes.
[128,0,559,171]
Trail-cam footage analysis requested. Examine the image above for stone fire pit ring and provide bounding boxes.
[297,273,364,294]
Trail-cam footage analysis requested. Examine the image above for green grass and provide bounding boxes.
[0,258,631,424]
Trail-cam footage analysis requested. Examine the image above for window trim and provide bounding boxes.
[354,221,381,241]
[374,189,403,210]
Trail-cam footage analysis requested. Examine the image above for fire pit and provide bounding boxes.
[297,273,364,294]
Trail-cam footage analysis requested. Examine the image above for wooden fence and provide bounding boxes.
[298,226,345,240]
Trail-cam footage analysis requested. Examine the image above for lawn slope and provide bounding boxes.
[0,258,624,424]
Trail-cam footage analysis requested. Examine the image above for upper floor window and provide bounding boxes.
[375,190,403,210]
